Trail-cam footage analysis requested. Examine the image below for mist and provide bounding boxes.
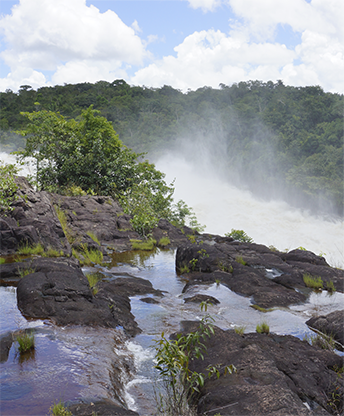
[156,152,343,269]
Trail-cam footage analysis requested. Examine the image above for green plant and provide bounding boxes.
[327,365,343,414]
[154,303,235,415]
[77,244,103,266]
[86,231,100,246]
[303,332,336,351]
[189,257,198,271]
[217,261,233,273]
[15,330,35,353]
[55,205,74,244]
[303,273,323,290]
[256,322,270,334]
[0,162,19,213]
[17,242,44,256]
[235,256,247,266]
[17,266,36,278]
[49,401,72,416]
[157,237,171,247]
[130,238,156,251]
[187,234,197,244]
[225,229,253,243]
[0,257,5,264]
[234,325,246,336]
[180,265,190,274]
[42,248,63,258]
[326,280,336,293]
[86,272,103,295]
[297,246,307,251]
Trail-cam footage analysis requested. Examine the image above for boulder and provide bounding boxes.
[184,294,220,305]
[178,322,343,415]
[68,399,139,415]
[0,177,70,256]
[0,331,13,363]
[152,218,190,247]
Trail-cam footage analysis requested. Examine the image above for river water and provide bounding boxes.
[1,151,343,415]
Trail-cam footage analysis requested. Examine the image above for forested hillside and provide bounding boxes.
[0,80,343,216]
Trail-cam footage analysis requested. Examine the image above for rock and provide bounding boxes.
[0,177,71,256]
[184,294,220,305]
[16,257,139,335]
[140,297,160,304]
[0,331,13,363]
[68,399,139,415]
[306,310,344,347]
[176,237,344,308]
[152,218,190,247]
[48,194,140,252]
[178,323,342,415]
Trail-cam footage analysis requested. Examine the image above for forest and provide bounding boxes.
[0,79,343,216]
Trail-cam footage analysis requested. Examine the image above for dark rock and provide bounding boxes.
[140,297,160,304]
[178,323,342,415]
[0,331,13,363]
[176,238,343,308]
[152,218,189,247]
[0,178,71,256]
[306,310,344,347]
[184,294,220,305]
[48,194,140,252]
[16,257,139,335]
[68,399,139,415]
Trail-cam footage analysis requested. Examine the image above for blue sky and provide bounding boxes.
[0,0,343,93]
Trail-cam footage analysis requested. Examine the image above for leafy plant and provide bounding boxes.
[225,229,253,243]
[303,273,323,290]
[15,330,35,353]
[49,401,72,416]
[180,265,190,274]
[256,322,270,334]
[154,302,236,415]
[217,261,233,273]
[189,257,198,271]
[0,257,5,264]
[0,161,19,213]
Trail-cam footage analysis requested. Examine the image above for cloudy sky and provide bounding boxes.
[0,0,343,93]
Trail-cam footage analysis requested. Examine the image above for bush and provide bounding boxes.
[0,162,19,213]
[225,229,253,243]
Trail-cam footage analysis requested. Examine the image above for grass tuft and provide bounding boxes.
[256,321,270,334]
[0,257,5,264]
[234,325,246,336]
[17,242,44,256]
[326,280,336,293]
[49,401,72,416]
[303,273,323,290]
[157,237,171,248]
[86,272,103,295]
[86,231,100,246]
[250,304,273,313]
[15,330,35,353]
[303,332,336,351]
[235,255,247,266]
[130,238,156,251]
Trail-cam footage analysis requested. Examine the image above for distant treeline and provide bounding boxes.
[0,79,343,215]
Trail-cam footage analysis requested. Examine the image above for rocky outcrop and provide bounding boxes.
[48,193,140,253]
[152,218,192,247]
[179,322,343,415]
[176,237,344,308]
[306,310,344,347]
[0,177,71,256]
[68,399,139,415]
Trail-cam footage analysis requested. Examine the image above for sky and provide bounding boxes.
[0,0,343,93]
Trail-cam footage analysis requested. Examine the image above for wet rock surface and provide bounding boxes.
[179,322,343,416]
[68,399,139,415]
[306,310,344,347]
[176,238,344,308]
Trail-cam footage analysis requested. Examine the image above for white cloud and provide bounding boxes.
[0,0,146,90]
[187,0,222,12]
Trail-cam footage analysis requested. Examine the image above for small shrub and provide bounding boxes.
[49,401,72,416]
[235,256,247,266]
[130,238,156,251]
[256,322,270,334]
[86,231,100,246]
[15,330,35,353]
[303,273,323,290]
[187,234,197,244]
[0,162,19,213]
[225,229,253,243]
[157,237,171,248]
[189,257,198,271]
[17,242,44,256]
[0,257,5,264]
[234,325,246,336]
